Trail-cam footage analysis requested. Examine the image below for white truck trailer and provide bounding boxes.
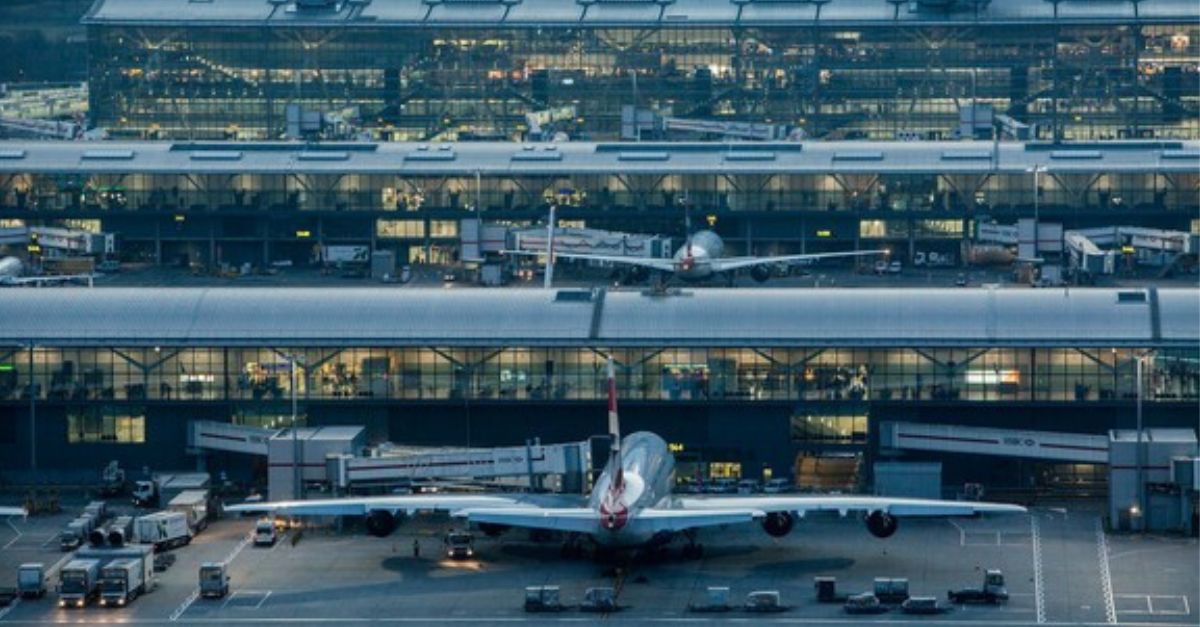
[133,511,192,551]
[56,559,102,609]
[99,556,152,607]
[167,490,209,534]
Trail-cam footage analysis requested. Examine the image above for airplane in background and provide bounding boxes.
[0,256,94,287]
[228,359,1025,557]
[506,212,885,285]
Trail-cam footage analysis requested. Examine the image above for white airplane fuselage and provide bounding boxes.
[587,431,676,547]
[670,230,724,281]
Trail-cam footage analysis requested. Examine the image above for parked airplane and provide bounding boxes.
[0,506,26,517]
[0,256,94,287]
[508,217,884,284]
[228,359,1025,556]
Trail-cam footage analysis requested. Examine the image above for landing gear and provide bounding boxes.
[681,530,704,560]
[559,534,585,559]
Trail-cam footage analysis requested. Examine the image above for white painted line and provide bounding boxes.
[169,588,201,622]
[269,531,288,552]
[254,590,272,609]
[3,519,22,550]
[1095,517,1116,624]
[171,532,254,622]
[0,550,73,622]
[1115,594,1192,616]
[1031,514,1045,624]
[948,519,966,546]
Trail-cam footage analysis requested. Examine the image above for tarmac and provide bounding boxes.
[0,498,1195,625]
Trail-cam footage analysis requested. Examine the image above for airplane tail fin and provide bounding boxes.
[606,357,623,489]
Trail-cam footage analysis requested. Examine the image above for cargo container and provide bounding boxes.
[167,491,209,533]
[133,512,191,551]
[57,559,101,609]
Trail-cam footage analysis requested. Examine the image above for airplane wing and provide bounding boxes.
[709,250,887,273]
[224,493,586,518]
[503,249,677,273]
[0,506,27,517]
[0,274,95,287]
[633,508,763,534]
[671,494,1025,518]
[452,507,598,535]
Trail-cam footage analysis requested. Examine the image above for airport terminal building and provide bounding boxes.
[0,287,1196,487]
[0,140,1196,267]
[81,0,1200,141]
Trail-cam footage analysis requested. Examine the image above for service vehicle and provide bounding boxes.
[133,511,192,551]
[132,473,210,508]
[99,557,151,607]
[167,490,209,533]
[444,531,475,559]
[901,596,948,615]
[763,478,793,494]
[199,563,229,599]
[253,519,277,547]
[57,559,102,609]
[948,569,1008,604]
[844,592,888,615]
[59,520,88,551]
[706,478,738,494]
[17,563,45,599]
[736,479,762,494]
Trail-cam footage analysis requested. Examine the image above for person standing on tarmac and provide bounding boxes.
[412,538,420,558]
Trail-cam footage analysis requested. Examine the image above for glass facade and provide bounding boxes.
[2,157,1194,266]
[86,21,1200,141]
[3,345,1195,407]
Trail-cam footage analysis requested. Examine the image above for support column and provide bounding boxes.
[154,221,162,266]
[27,343,35,471]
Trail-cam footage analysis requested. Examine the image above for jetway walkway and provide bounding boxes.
[1066,226,1198,276]
[187,420,590,494]
[329,441,589,490]
[881,421,1109,463]
[188,420,279,456]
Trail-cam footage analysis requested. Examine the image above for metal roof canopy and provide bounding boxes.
[0,287,1195,349]
[0,140,1195,176]
[82,0,1199,26]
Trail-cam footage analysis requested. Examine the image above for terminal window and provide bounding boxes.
[66,407,146,444]
[791,412,868,444]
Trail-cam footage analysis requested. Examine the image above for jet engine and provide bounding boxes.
[477,522,510,538]
[761,511,795,538]
[750,265,772,283]
[365,510,398,537]
[864,510,898,538]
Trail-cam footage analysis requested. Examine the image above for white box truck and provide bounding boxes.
[167,490,209,533]
[133,472,210,508]
[133,512,192,551]
[99,557,151,607]
[57,559,102,609]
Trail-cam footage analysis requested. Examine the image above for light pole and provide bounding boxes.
[1134,352,1149,531]
[286,353,304,501]
[1027,164,1047,229]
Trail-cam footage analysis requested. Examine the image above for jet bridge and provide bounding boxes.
[880,421,1109,463]
[330,441,590,493]
[187,420,590,496]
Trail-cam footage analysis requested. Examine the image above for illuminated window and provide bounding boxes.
[376,219,426,238]
[67,407,145,444]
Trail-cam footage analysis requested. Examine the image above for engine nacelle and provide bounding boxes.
[864,511,898,538]
[477,522,509,538]
[761,511,795,538]
[750,265,772,283]
[365,510,397,537]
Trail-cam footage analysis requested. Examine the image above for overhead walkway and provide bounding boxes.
[880,421,1109,463]
[187,420,589,494]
